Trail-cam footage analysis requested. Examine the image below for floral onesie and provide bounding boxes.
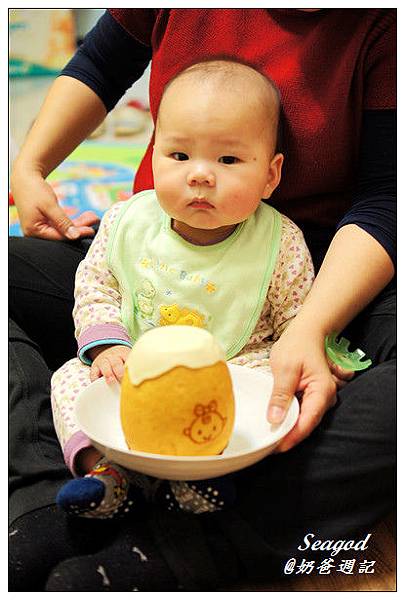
[51,198,314,476]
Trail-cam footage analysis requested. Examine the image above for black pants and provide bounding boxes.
[9,235,396,590]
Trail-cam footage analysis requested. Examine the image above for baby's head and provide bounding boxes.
[152,59,284,244]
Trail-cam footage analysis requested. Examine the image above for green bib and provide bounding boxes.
[107,190,281,359]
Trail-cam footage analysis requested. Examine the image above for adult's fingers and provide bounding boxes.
[275,382,337,452]
[72,210,100,227]
[45,202,81,240]
[328,361,354,382]
[267,363,300,424]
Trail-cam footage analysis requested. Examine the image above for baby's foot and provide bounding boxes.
[56,458,133,519]
[160,477,236,514]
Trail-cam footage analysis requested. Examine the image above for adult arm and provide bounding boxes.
[10,11,151,240]
[11,77,107,240]
[268,109,396,450]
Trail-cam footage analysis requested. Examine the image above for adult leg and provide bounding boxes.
[213,284,396,579]
[9,317,70,523]
[8,318,99,590]
[9,234,95,512]
[9,506,121,592]
[9,236,90,370]
[9,234,395,589]
[154,287,395,583]
[8,318,241,591]
[44,506,241,592]
[9,235,94,589]
[9,319,147,590]
[42,285,395,590]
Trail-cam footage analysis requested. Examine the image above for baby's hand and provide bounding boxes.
[89,345,131,384]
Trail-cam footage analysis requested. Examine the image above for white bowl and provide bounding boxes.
[75,363,299,480]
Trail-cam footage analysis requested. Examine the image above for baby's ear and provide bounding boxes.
[263,152,284,199]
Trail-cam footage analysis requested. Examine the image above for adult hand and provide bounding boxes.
[328,360,355,390]
[11,169,99,240]
[267,324,353,453]
[89,345,131,384]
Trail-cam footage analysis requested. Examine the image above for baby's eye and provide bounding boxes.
[171,152,189,161]
[219,156,239,164]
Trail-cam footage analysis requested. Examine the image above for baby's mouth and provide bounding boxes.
[188,199,214,209]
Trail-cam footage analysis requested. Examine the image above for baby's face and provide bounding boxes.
[152,76,282,242]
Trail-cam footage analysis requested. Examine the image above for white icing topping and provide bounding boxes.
[126,326,226,385]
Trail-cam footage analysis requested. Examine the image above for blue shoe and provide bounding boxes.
[56,460,131,519]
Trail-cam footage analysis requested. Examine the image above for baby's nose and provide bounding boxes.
[187,164,215,187]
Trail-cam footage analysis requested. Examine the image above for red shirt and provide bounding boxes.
[109,8,396,229]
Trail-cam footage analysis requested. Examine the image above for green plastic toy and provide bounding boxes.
[325,332,372,371]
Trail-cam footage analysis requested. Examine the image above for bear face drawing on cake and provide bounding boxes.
[183,400,227,445]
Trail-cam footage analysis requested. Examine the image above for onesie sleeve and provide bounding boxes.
[73,202,132,364]
[266,215,314,339]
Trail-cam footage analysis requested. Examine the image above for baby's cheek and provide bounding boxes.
[224,193,259,221]
[155,179,181,211]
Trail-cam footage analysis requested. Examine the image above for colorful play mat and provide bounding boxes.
[9,141,147,236]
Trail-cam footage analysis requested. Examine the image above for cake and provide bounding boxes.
[120,326,235,456]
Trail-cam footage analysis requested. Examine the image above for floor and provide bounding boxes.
[9,74,154,240]
[9,74,153,167]
[223,513,396,592]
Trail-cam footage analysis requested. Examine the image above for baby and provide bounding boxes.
[51,59,314,518]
